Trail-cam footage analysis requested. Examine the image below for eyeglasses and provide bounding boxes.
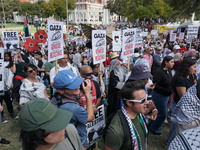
[124,95,147,104]
[28,68,37,73]
[157,49,162,51]
[82,56,87,58]
[85,72,94,76]
[149,49,153,51]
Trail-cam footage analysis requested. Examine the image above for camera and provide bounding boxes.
[80,81,87,89]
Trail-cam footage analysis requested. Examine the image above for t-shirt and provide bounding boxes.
[20,124,84,150]
[105,113,146,150]
[174,75,195,103]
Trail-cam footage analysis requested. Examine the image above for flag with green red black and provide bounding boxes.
[23,17,30,37]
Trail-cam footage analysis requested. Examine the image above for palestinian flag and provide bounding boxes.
[23,17,30,37]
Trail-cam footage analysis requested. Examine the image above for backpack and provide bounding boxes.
[103,109,132,149]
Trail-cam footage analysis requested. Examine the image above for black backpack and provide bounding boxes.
[103,109,132,149]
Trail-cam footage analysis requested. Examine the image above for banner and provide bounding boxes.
[121,29,135,58]
[112,31,121,51]
[0,48,4,95]
[187,25,199,40]
[141,32,148,37]
[92,30,106,64]
[134,28,144,48]
[170,33,177,42]
[2,31,19,52]
[48,20,64,62]
[86,105,105,148]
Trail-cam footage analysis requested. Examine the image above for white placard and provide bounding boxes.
[86,105,105,148]
[121,29,135,58]
[112,31,121,51]
[142,32,148,37]
[179,32,185,40]
[134,28,144,48]
[151,30,158,35]
[0,48,4,95]
[92,30,106,64]
[187,25,199,40]
[2,31,19,52]
[48,20,64,62]
[170,33,177,42]
[63,24,66,34]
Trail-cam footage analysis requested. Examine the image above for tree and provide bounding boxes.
[0,0,20,20]
[167,0,200,19]
[106,0,172,22]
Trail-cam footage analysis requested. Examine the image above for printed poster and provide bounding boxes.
[187,25,199,40]
[170,33,177,42]
[178,32,185,40]
[134,28,144,48]
[0,48,4,95]
[92,30,106,64]
[2,31,19,52]
[86,105,105,148]
[112,31,121,51]
[48,20,64,62]
[121,29,135,58]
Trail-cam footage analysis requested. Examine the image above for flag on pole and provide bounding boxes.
[23,17,30,37]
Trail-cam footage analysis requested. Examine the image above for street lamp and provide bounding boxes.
[34,16,39,32]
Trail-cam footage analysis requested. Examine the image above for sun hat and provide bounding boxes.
[128,64,152,80]
[19,98,73,132]
[110,52,119,59]
[173,45,181,50]
[54,70,84,89]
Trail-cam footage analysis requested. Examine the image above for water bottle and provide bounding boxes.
[102,97,108,107]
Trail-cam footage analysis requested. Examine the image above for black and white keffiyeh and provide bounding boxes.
[171,84,200,125]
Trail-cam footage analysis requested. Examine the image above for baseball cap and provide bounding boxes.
[128,64,152,80]
[173,45,181,50]
[54,70,84,89]
[19,99,73,132]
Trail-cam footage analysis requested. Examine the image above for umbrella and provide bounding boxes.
[81,24,113,44]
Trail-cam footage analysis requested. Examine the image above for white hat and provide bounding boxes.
[173,45,181,50]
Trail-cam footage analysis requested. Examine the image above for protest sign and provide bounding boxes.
[179,32,185,40]
[170,33,177,42]
[48,20,64,62]
[151,30,158,35]
[121,29,135,58]
[86,105,105,148]
[187,25,199,40]
[0,48,4,95]
[2,31,19,52]
[92,30,106,64]
[134,28,144,48]
[141,32,148,37]
[112,31,121,51]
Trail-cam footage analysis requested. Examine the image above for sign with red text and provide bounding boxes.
[48,20,64,62]
[178,32,185,40]
[121,29,135,58]
[112,31,121,51]
[170,33,177,42]
[2,31,19,52]
[92,30,106,64]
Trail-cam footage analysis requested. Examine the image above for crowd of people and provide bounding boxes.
[1,27,200,150]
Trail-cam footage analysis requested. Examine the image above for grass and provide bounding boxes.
[0,101,169,150]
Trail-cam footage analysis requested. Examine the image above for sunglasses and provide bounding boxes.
[157,49,162,51]
[82,56,87,58]
[149,49,153,51]
[28,68,37,73]
[124,95,147,104]
[85,72,94,76]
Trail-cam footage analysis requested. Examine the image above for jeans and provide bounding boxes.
[148,90,170,133]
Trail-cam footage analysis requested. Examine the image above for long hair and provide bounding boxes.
[172,58,196,88]
[23,63,37,73]
[20,129,49,150]
[160,56,174,69]
[4,52,13,68]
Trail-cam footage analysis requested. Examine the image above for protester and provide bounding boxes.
[19,98,84,150]
[104,81,148,150]
[19,64,49,106]
[143,47,153,71]
[148,56,174,135]
[53,70,94,148]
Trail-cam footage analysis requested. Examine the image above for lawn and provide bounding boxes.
[0,101,169,150]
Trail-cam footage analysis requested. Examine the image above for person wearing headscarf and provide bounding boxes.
[107,59,126,117]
